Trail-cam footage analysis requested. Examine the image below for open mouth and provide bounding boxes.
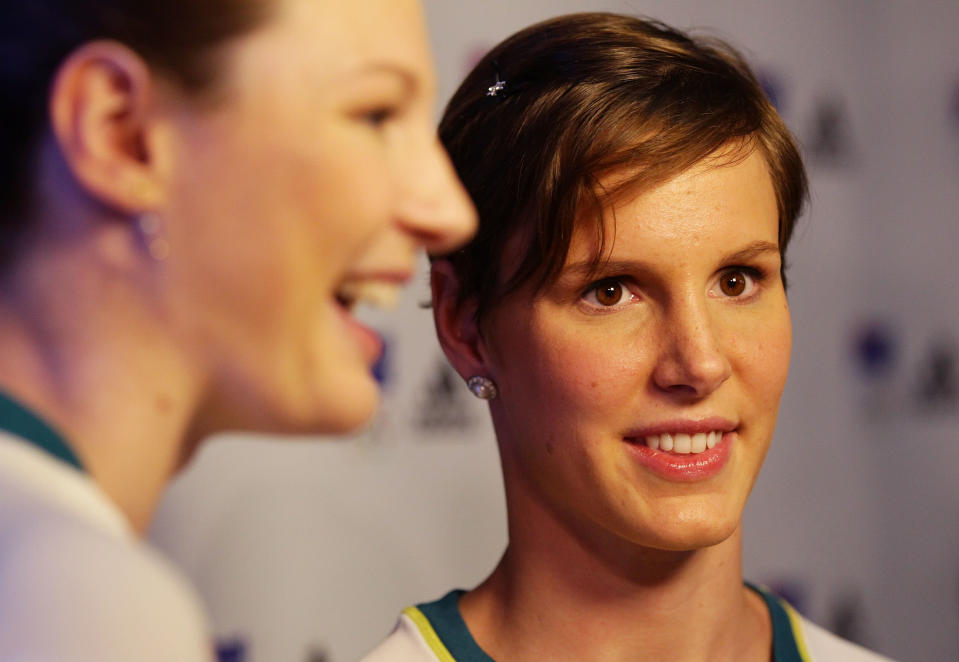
[640,431,722,455]
[335,280,403,312]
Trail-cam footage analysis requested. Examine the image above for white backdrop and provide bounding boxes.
[151,2,959,661]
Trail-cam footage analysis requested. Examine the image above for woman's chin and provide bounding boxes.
[637,517,741,553]
[226,370,382,438]
[294,373,382,436]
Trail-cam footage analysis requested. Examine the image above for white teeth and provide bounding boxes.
[707,431,719,449]
[337,281,401,310]
[660,433,674,452]
[641,431,725,455]
[691,433,707,453]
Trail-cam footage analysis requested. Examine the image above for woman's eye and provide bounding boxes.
[582,278,633,308]
[360,105,398,128]
[714,268,760,298]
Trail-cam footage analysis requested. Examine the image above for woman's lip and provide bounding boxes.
[339,269,415,287]
[335,301,383,364]
[624,431,735,482]
[623,417,737,438]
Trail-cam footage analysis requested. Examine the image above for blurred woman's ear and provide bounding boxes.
[47,41,168,215]
[430,259,491,382]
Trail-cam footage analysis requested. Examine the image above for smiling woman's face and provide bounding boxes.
[158,0,474,437]
[481,147,791,552]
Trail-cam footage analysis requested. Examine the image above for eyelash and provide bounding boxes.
[579,266,768,311]
[711,266,766,300]
[361,106,397,127]
[580,277,637,311]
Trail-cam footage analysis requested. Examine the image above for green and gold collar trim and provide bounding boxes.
[0,390,83,472]
[408,585,811,662]
[748,583,813,662]
[406,590,492,662]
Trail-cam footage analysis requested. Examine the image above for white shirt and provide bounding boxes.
[361,588,897,662]
[0,431,213,661]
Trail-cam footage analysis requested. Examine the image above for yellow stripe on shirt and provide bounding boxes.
[782,601,814,662]
[403,606,457,662]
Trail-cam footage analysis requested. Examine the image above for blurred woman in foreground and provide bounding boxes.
[0,1,474,659]
[364,12,891,662]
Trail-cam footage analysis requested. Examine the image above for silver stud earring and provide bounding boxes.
[467,375,498,400]
[137,212,170,261]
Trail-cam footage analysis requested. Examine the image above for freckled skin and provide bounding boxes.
[482,149,790,554]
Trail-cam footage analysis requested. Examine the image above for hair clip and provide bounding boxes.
[487,75,506,97]
[486,60,507,97]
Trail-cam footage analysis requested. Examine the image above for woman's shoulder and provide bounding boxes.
[360,590,480,662]
[361,611,436,662]
[796,615,897,662]
[0,434,211,661]
[750,583,897,662]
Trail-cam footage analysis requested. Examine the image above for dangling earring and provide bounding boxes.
[137,212,170,261]
[467,375,498,400]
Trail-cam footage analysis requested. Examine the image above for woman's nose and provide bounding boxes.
[651,300,732,399]
[395,137,477,255]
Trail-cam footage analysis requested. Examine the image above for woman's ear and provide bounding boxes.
[48,40,168,214]
[431,259,492,381]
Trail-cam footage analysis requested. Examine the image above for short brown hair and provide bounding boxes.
[438,12,808,322]
[0,0,272,271]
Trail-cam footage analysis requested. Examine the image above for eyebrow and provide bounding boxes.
[349,62,419,95]
[561,240,781,278]
[721,240,781,263]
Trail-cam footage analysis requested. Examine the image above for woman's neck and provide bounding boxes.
[459,497,771,662]
[0,243,204,534]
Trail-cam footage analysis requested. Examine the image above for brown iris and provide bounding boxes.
[595,280,623,306]
[720,270,747,296]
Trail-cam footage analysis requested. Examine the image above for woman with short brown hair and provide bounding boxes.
[364,12,890,662]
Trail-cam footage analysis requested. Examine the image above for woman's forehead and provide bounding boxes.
[246,0,434,84]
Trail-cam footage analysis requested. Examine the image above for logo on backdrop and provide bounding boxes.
[828,590,869,647]
[216,637,247,662]
[806,93,856,167]
[915,339,957,410]
[413,358,479,434]
[750,72,855,170]
[854,321,898,381]
[216,638,332,662]
[306,646,331,662]
[852,319,958,418]
[371,333,391,386]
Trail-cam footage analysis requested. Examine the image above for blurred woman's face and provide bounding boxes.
[483,148,790,552]
[159,0,474,435]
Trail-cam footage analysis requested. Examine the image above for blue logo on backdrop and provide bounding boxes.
[851,319,958,419]
[216,638,247,662]
[216,638,331,662]
[852,319,901,418]
[371,333,391,386]
[854,321,898,379]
